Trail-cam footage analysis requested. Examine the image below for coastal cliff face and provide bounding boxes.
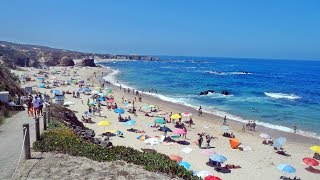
[0,41,157,68]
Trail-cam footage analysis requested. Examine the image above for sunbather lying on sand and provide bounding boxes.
[81,116,94,123]
[224,164,241,169]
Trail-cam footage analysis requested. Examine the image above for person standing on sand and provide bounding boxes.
[198,106,202,116]
[293,124,297,133]
[242,124,246,132]
[223,116,227,125]
[198,133,204,148]
[182,126,187,139]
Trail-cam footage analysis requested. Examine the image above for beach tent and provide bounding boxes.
[229,138,241,149]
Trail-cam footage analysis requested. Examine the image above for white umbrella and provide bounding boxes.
[91,90,99,94]
[181,112,192,117]
[144,138,160,145]
[196,171,214,179]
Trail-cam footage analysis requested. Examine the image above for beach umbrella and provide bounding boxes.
[52,89,63,95]
[105,88,112,93]
[181,112,192,117]
[137,134,150,141]
[145,138,160,145]
[39,83,45,88]
[159,126,172,132]
[173,128,186,135]
[107,99,115,103]
[196,171,214,179]
[114,108,125,114]
[169,154,183,162]
[229,138,241,149]
[178,161,191,170]
[310,146,320,153]
[260,133,271,139]
[273,137,286,148]
[88,101,96,106]
[204,175,222,180]
[154,118,166,124]
[209,154,227,163]
[201,149,216,157]
[303,157,319,166]
[125,120,136,126]
[98,120,111,127]
[98,93,107,97]
[105,130,117,133]
[149,105,156,108]
[171,114,181,119]
[277,164,296,174]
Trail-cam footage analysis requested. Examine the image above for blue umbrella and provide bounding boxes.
[178,161,191,170]
[209,154,227,163]
[114,108,125,114]
[125,120,136,126]
[52,89,63,95]
[81,87,91,92]
[277,164,296,173]
[273,137,286,148]
[39,83,45,88]
[159,126,172,132]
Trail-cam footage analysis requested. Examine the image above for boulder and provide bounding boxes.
[221,90,231,95]
[59,56,75,66]
[199,90,215,95]
[80,58,96,67]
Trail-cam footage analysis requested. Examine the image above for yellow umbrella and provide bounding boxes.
[310,146,320,153]
[105,130,117,133]
[98,120,111,126]
[171,114,181,119]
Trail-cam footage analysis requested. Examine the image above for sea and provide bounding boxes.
[99,56,320,140]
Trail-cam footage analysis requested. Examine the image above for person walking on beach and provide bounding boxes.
[198,106,202,116]
[188,118,193,128]
[223,116,227,125]
[197,133,204,148]
[182,126,187,139]
[206,135,212,149]
[242,124,246,132]
[293,124,297,133]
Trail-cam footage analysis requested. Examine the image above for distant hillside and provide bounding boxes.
[0,41,157,68]
[0,63,24,96]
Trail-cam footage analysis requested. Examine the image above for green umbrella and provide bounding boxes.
[154,118,166,124]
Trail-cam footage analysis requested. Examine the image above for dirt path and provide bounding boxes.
[0,110,43,179]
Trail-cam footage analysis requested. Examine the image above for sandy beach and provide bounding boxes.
[15,66,320,180]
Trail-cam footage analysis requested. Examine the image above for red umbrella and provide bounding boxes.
[303,157,319,166]
[205,175,222,180]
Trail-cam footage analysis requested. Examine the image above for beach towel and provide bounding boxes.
[181,147,193,154]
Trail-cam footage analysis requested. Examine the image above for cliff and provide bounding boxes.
[0,41,158,68]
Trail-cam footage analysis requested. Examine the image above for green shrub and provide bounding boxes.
[33,128,199,180]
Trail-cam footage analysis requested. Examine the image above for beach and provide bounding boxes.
[15,65,320,180]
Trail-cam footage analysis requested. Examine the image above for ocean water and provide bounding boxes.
[99,57,320,139]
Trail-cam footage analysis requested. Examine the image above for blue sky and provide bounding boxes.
[1,0,319,60]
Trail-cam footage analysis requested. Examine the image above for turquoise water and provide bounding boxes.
[100,57,320,139]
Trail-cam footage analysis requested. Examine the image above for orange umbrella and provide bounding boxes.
[229,138,240,149]
[169,154,183,162]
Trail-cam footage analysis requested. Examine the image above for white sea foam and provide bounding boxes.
[264,92,301,100]
[206,70,252,75]
[101,65,319,140]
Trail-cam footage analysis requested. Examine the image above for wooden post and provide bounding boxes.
[47,108,51,123]
[35,117,40,141]
[43,113,47,130]
[23,124,31,160]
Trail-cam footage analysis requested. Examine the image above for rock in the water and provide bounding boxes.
[199,90,215,95]
[80,58,96,67]
[221,90,231,95]
[59,56,75,66]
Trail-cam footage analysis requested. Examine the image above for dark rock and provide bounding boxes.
[199,90,215,95]
[59,56,75,66]
[221,90,231,95]
[80,58,96,67]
